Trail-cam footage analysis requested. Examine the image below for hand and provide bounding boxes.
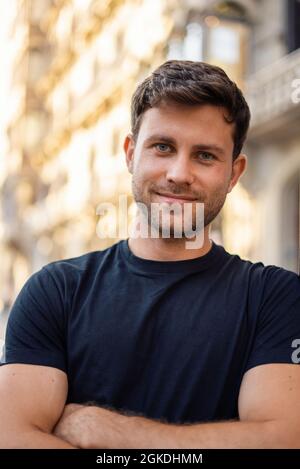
[53,403,86,447]
[53,404,124,449]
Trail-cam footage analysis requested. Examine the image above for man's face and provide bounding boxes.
[125,102,246,237]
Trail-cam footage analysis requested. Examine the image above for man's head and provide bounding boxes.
[124,60,250,238]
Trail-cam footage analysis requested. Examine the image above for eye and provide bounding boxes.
[155,143,172,153]
[197,152,215,161]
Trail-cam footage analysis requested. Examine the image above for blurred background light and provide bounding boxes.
[0,0,300,339]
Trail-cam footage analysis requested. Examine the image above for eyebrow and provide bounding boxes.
[144,134,225,155]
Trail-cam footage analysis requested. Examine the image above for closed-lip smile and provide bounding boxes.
[155,192,197,201]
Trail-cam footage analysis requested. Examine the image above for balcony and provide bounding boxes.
[245,48,300,139]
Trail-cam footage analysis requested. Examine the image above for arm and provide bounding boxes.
[0,363,77,448]
[54,363,300,448]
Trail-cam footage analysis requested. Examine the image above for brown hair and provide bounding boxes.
[131,60,250,160]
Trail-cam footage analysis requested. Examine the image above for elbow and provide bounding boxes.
[0,424,43,449]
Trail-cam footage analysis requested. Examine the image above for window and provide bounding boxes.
[204,1,250,86]
[183,23,203,61]
[167,1,250,86]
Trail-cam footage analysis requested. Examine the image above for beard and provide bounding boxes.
[131,176,229,239]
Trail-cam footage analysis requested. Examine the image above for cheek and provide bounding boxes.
[196,170,231,199]
[132,163,157,198]
[134,157,163,183]
[200,167,232,188]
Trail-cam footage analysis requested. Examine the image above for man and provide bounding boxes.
[1,60,300,449]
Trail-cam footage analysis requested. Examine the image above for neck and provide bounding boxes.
[128,226,212,261]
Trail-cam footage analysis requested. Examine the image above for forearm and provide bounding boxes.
[0,426,76,449]
[119,417,287,449]
[90,408,295,449]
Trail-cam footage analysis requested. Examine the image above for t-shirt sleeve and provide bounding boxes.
[245,267,300,372]
[0,265,67,372]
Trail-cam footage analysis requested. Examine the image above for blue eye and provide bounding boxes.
[155,143,171,152]
[198,152,215,161]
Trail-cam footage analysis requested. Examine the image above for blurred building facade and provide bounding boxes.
[165,0,300,273]
[0,0,300,336]
[0,0,174,332]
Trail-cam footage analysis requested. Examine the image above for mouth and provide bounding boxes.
[154,192,198,204]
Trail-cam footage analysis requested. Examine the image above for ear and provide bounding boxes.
[227,154,247,193]
[123,134,135,175]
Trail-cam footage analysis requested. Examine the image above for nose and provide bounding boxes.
[165,153,195,185]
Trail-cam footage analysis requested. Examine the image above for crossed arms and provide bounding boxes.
[1,362,300,448]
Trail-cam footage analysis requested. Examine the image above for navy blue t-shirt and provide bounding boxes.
[1,240,300,423]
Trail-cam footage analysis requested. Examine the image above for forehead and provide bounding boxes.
[137,103,235,152]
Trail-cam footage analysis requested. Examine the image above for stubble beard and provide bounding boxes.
[131,177,229,239]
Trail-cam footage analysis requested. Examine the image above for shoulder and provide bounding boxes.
[12,241,123,312]
[222,245,299,289]
[256,264,300,310]
[220,246,300,309]
[241,258,299,297]
[41,240,122,285]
